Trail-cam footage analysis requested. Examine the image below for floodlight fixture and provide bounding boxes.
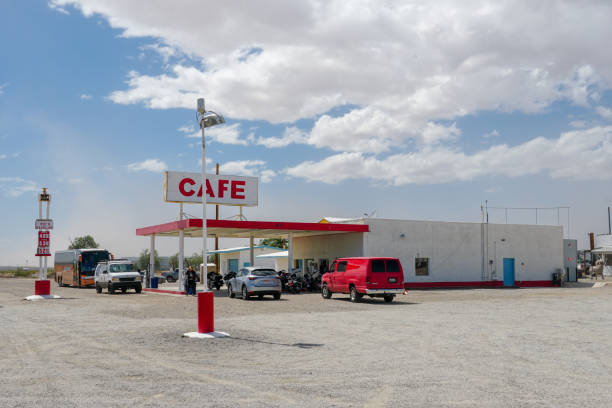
[201,111,225,128]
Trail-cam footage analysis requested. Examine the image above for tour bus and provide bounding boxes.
[54,249,112,287]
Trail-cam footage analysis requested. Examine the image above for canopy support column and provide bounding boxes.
[178,203,184,290]
[149,234,155,288]
[179,229,184,290]
[287,232,293,275]
[249,235,254,266]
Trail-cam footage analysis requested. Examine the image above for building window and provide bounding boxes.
[415,258,429,276]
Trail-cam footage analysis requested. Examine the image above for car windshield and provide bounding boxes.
[252,269,277,276]
[109,263,134,273]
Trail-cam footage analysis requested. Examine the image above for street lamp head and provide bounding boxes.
[201,111,225,128]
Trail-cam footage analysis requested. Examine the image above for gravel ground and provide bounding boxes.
[1,278,612,407]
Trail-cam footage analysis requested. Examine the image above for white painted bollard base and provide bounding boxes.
[25,294,62,301]
[182,331,230,339]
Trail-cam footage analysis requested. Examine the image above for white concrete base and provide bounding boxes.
[182,331,230,339]
[25,294,62,301]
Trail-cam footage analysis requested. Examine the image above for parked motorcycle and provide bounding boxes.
[277,270,288,291]
[286,272,304,293]
[207,272,224,290]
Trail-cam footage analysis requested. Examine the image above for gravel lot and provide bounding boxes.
[1,278,612,407]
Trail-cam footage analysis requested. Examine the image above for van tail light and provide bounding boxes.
[110,253,114,260]
[248,277,257,280]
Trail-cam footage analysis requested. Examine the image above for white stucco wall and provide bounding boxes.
[286,219,563,283]
[363,219,563,283]
[218,247,278,274]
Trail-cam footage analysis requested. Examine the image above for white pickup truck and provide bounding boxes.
[95,260,142,294]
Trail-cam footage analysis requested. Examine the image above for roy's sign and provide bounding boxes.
[164,171,258,206]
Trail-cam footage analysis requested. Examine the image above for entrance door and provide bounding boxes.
[228,259,239,275]
[503,258,515,287]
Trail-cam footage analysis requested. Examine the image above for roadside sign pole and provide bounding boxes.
[44,195,50,280]
[38,196,43,280]
[31,188,53,299]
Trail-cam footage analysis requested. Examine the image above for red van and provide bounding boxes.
[321,257,404,303]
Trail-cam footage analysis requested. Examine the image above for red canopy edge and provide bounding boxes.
[136,218,369,236]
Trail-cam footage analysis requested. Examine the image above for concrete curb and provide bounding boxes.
[25,294,62,301]
[182,331,230,339]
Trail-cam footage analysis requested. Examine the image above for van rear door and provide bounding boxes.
[367,259,403,289]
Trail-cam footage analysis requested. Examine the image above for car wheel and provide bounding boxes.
[228,284,235,298]
[108,285,115,294]
[167,276,175,283]
[121,287,127,294]
[273,292,281,300]
[96,285,102,294]
[321,284,332,299]
[349,286,361,303]
[135,285,142,294]
[384,294,394,303]
[242,286,250,300]
[258,295,264,300]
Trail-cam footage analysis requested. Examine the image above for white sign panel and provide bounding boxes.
[164,171,258,206]
[35,219,54,230]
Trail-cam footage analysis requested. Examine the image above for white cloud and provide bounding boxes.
[177,125,194,134]
[220,160,276,183]
[483,129,500,138]
[188,123,246,146]
[286,126,612,185]
[257,126,307,148]
[421,122,461,145]
[140,43,178,64]
[569,120,586,129]
[0,83,7,95]
[0,177,38,197]
[126,158,167,172]
[48,2,70,14]
[80,93,92,100]
[596,106,612,120]
[51,0,612,155]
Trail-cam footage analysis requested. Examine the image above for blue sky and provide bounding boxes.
[2,0,612,265]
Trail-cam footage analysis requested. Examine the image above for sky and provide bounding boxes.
[2,0,612,266]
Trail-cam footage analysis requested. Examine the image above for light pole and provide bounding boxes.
[197,98,225,292]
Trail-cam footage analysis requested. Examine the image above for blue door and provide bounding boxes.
[503,258,515,287]
[228,259,239,275]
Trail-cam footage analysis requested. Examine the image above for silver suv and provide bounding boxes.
[95,260,142,294]
[226,267,281,300]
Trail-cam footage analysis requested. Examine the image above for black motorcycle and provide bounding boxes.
[278,270,289,291]
[286,272,304,293]
[207,272,224,290]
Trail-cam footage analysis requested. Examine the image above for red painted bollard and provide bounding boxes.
[197,291,214,333]
[34,280,50,296]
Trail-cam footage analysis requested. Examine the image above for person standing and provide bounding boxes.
[185,266,198,296]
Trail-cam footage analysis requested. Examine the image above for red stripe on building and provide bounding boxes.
[404,280,554,289]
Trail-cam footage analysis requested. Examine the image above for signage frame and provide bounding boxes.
[163,171,259,207]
